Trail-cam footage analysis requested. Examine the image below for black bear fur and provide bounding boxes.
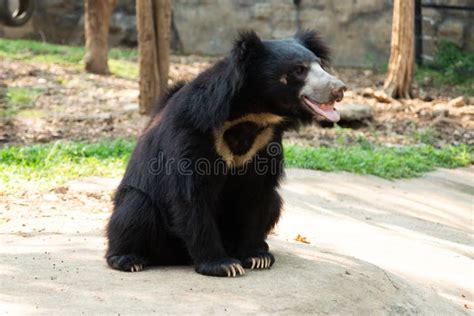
[106,29,343,277]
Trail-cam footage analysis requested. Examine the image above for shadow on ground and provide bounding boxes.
[0,236,462,315]
[1,167,472,314]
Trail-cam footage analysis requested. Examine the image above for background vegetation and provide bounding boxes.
[0,38,472,191]
[1,138,472,191]
[2,38,473,94]
[416,40,474,95]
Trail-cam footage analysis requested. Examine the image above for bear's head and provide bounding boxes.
[231,30,346,124]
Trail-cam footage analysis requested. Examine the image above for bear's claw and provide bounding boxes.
[107,254,147,272]
[226,263,245,277]
[195,258,245,277]
[130,264,143,272]
[243,252,274,270]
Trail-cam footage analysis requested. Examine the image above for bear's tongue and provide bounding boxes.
[303,96,340,122]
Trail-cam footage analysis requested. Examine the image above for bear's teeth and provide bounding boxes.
[320,104,334,111]
[302,96,340,122]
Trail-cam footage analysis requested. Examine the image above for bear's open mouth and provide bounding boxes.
[302,96,340,122]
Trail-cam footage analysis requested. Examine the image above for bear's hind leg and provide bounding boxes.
[234,189,282,270]
[170,202,245,277]
[106,187,157,272]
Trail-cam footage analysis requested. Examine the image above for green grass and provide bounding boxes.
[285,144,472,179]
[1,87,44,117]
[0,139,134,190]
[411,127,437,145]
[7,87,39,106]
[416,40,474,95]
[109,59,139,80]
[0,38,138,78]
[1,139,472,191]
[415,67,474,95]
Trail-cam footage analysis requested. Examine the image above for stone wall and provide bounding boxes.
[171,0,394,66]
[0,0,472,67]
[0,0,137,46]
[420,0,474,61]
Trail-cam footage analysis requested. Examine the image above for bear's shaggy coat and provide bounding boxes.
[106,30,345,277]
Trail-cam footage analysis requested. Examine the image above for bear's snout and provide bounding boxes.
[300,63,345,104]
[331,80,346,102]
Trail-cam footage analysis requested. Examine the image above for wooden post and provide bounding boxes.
[383,0,415,99]
[136,0,171,114]
[84,0,117,74]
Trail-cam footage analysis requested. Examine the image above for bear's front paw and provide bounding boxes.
[195,258,245,277]
[242,252,274,270]
[107,254,147,272]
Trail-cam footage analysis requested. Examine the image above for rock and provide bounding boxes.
[422,8,443,27]
[0,0,392,66]
[362,88,375,97]
[373,91,392,103]
[419,109,430,118]
[374,103,386,111]
[390,101,404,111]
[433,103,448,117]
[423,76,433,86]
[42,193,59,202]
[343,90,354,98]
[122,103,139,113]
[419,90,434,102]
[466,23,474,51]
[252,3,273,20]
[438,18,465,47]
[352,0,386,14]
[468,97,474,106]
[361,88,393,104]
[32,1,84,45]
[110,11,137,45]
[1,0,471,67]
[332,0,386,23]
[52,186,69,194]
[336,103,373,121]
[76,113,113,122]
[448,96,465,108]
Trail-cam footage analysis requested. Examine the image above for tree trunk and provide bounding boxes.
[84,0,117,74]
[136,0,171,114]
[383,0,415,99]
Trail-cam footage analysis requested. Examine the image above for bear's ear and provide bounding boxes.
[232,30,265,62]
[295,29,331,66]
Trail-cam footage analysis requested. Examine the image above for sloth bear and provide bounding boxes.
[106,30,346,277]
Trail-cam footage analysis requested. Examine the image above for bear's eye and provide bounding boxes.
[293,65,306,76]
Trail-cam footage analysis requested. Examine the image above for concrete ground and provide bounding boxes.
[1,167,473,315]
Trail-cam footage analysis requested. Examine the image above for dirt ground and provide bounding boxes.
[0,56,473,148]
[1,53,473,314]
[1,167,472,314]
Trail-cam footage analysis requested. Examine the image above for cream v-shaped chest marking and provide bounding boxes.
[213,113,284,167]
